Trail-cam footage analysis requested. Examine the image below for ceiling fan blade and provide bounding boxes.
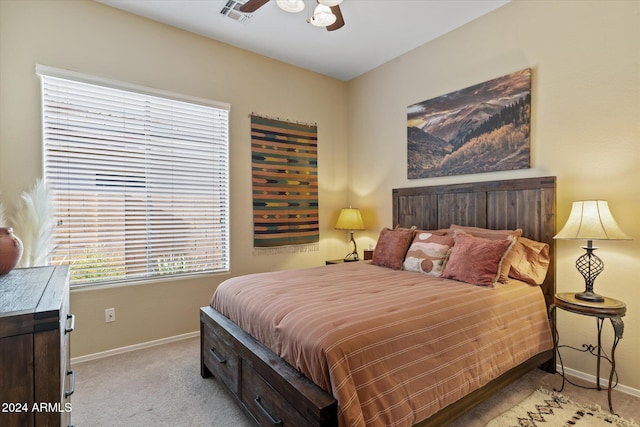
[239,0,270,13]
[326,4,344,31]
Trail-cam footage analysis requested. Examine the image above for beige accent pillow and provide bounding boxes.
[403,231,455,276]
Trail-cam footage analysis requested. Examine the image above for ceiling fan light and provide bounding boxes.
[318,0,342,6]
[310,4,336,27]
[276,0,305,13]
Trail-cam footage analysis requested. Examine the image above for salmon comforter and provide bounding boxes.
[210,261,553,427]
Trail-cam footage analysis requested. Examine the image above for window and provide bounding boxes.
[38,66,230,286]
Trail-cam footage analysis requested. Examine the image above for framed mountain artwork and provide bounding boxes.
[407,68,531,179]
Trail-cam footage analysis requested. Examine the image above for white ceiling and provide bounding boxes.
[97,0,510,81]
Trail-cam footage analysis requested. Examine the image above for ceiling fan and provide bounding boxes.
[239,0,345,31]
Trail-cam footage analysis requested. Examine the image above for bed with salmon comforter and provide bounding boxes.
[200,176,557,427]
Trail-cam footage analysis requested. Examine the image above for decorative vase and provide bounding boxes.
[0,227,23,274]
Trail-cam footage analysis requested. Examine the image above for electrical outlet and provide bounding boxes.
[105,308,116,323]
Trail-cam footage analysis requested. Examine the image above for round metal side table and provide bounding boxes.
[550,292,626,414]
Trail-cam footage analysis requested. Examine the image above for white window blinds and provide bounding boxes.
[38,66,230,286]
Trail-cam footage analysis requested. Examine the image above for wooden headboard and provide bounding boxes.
[392,176,556,307]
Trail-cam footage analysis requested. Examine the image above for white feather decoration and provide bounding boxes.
[10,179,55,268]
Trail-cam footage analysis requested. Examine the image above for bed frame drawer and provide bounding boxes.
[201,313,239,394]
[242,362,308,426]
[200,306,338,426]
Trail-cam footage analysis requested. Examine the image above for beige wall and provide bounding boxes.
[0,0,350,357]
[347,0,640,391]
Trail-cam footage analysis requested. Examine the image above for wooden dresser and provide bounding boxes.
[0,266,74,427]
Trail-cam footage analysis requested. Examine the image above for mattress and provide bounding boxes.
[210,261,553,427]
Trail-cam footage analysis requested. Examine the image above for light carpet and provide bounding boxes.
[487,388,638,427]
[70,337,640,426]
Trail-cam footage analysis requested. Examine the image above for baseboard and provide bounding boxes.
[71,331,199,364]
[559,365,640,398]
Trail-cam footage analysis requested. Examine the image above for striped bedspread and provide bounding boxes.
[210,262,553,427]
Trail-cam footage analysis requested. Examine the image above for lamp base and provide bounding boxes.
[343,251,359,262]
[574,291,605,303]
[343,231,359,262]
[573,241,605,303]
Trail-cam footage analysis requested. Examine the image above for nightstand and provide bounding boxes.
[325,259,359,265]
[551,292,626,413]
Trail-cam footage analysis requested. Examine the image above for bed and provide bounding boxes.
[200,176,557,427]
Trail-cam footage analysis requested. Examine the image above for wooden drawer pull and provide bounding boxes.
[65,370,75,398]
[209,347,226,364]
[254,396,283,426]
[65,314,75,334]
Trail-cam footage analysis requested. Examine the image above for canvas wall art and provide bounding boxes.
[407,68,531,179]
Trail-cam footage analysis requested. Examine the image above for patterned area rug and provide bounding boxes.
[486,388,638,427]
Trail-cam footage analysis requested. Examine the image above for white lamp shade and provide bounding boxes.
[310,4,336,27]
[318,0,343,6]
[276,0,305,13]
[554,200,631,240]
[335,208,365,230]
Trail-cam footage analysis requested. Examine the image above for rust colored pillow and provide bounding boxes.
[372,227,415,270]
[507,237,550,285]
[442,233,513,287]
[403,231,455,276]
[449,225,522,283]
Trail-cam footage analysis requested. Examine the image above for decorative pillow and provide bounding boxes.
[506,237,550,285]
[372,227,415,270]
[441,232,513,287]
[403,232,455,276]
[415,228,450,237]
[449,225,522,283]
[449,224,523,241]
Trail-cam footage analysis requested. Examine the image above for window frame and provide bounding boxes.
[37,65,231,288]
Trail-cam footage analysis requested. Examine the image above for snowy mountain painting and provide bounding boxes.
[407,68,531,179]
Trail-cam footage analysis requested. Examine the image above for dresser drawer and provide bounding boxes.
[241,362,308,427]
[202,320,239,393]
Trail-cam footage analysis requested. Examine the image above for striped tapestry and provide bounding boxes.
[251,115,319,250]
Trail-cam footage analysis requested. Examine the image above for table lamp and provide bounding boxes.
[554,200,630,302]
[335,207,365,261]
